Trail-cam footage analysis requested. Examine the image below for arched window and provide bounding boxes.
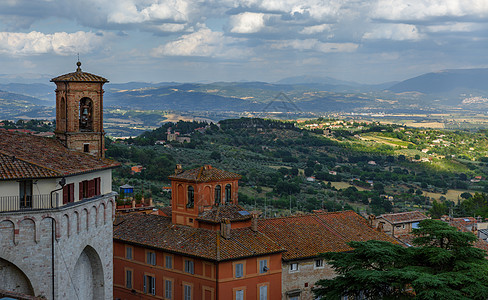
[60,97,66,119]
[214,185,221,205]
[187,186,194,208]
[79,97,93,131]
[225,184,232,204]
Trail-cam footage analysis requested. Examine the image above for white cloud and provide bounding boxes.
[424,22,479,33]
[237,0,345,20]
[300,24,332,35]
[271,39,358,53]
[373,0,488,21]
[151,28,249,58]
[363,24,423,41]
[0,31,107,55]
[106,0,190,24]
[230,12,267,34]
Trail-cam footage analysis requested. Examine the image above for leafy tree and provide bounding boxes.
[313,219,488,300]
[304,167,314,177]
[460,192,472,199]
[209,150,221,160]
[429,200,448,219]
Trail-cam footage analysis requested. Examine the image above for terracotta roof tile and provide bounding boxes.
[169,165,241,183]
[378,211,428,225]
[0,152,59,179]
[198,205,251,223]
[113,214,283,261]
[51,63,108,83]
[0,130,119,180]
[258,211,399,261]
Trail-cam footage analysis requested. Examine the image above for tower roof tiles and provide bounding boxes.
[50,61,108,83]
[169,165,241,183]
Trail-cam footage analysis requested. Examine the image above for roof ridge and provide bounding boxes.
[260,210,354,221]
[197,166,204,180]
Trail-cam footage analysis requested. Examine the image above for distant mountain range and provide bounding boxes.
[388,69,488,94]
[3,68,488,118]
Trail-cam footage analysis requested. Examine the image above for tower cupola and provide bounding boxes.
[51,61,108,158]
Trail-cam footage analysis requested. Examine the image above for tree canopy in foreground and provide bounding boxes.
[313,219,488,300]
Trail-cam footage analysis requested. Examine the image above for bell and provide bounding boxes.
[82,108,88,114]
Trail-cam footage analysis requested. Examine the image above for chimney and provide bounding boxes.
[131,198,136,208]
[251,214,259,232]
[175,164,182,174]
[220,218,231,239]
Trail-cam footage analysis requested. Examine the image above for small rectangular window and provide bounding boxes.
[126,247,132,260]
[147,251,156,265]
[259,259,268,273]
[259,285,268,300]
[315,259,324,268]
[125,270,132,289]
[165,255,173,269]
[235,263,243,278]
[184,285,192,300]
[143,275,156,295]
[83,143,89,153]
[185,260,194,274]
[165,280,172,299]
[236,290,244,300]
[290,263,298,271]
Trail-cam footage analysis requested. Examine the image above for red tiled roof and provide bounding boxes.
[169,165,241,183]
[51,63,108,83]
[113,214,283,261]
[198,204,251,223]
[258,211,399,261]
[378,211,428,225]
[0,130,119,180]
[159,206,172,217]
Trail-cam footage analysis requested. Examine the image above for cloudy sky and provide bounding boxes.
[1,0,488,84]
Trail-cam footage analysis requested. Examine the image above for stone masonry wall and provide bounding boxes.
[0,192,116,300]
[281,259,336,300]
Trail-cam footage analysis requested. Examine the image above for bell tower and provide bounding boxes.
[51,61,108,158]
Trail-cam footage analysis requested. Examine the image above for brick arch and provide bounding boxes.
[79,97,94,132]
[177,184,185,206]
[70,245,105,299]
[90,205,97,228]
[81,208,89,231]
[0,219,16,245]
[0,257,35,296]
[107,198,115,222]
[17,218,37,245]
[98,202,106,224]
[202,185,211,207]
[62,214,70,238]
[74,210,80,234]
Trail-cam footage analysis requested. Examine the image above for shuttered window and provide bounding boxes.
[259,285,268,300]
[165,280,172,299]
[236,290,244,300]
[184,285,191,300]
[235,263,243,278]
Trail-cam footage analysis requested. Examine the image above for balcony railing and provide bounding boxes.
[0,194,60,213]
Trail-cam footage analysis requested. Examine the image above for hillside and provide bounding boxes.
[107,118,488,218]
[390,69,488,93]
